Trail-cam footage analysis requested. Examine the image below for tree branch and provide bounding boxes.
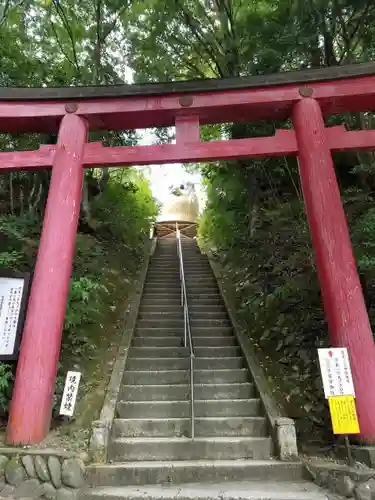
[50,20,77,70]
[52,0,81,76]
[173,0,226,77]
[0,0,25,27]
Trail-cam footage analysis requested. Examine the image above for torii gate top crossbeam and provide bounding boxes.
[1,61,375,133]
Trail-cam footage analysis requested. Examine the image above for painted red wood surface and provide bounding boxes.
[1,127,375,172]
[7,114,87,444]
[175,115,200,143]
[0,75,375,133]
[293,98,375,441]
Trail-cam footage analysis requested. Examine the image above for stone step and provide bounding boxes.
[134,327,233,337]
[185,273,214,278]
[126,357,244,370]
[138,311,228,321]
[123,370,189,385]
[138,311,184,319]
[139,305,227,314]
[141,294,181,302]
[190,319,231,327]
[196,368,249,384]
[186,285,218,291]
[112,417,192,438]
[136,319,185,328]
[188,304,226,312]
[183,262,210,266]
[145,278,182,283]
[184,271,214,276]
[120,383,254,401]
[148,260,178,263]
[132,336,184,347]
[183,258,210,262]
[147,274,215,281]
[187,293,221,300]
[141,295,221,303]
[108,436,273,461]
[134,328,185,337]
[144,271,179,277]
[149,264,180,272]
[192,327,234,336]
[189,311,228,319]
[82,479,325,500]
[132,336,238,347]
[189,298,223,305]
[142,284,181,290]
[147,270,181,275]
[120,384,190,402]
[137,319,231,328]
[85,460,307,487]
[151,255,178,258]
[116,399,260,418]
[147,271,212,278]
[193,337,237,347]
[112,416,267,438]
[194,357,244,369]
[130,347,189,358]
[123,369,249,385]
[185,277,217,290]
[141,299,183,306]
[147,266,180,270]
[185,280,218,286]
[195,416,267,437]
[146,280,181,286]
[147,269,180,273]
[194,346,242,358]
[143,284,181,290]
[143,281,180,287]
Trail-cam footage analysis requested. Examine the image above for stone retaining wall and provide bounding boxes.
[0,449,87,499]
[305,457,375,499]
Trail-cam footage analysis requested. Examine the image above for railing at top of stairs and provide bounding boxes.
[176,222,195,440]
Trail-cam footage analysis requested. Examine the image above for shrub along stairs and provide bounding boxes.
[83,238,329,500]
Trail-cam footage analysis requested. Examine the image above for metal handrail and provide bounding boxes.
[176,222,195,439]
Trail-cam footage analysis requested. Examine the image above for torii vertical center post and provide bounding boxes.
[2,62,375,444]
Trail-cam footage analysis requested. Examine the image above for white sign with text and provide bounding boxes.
[59,371,81,417]
[318,348,355,398]
[0,277,24,355]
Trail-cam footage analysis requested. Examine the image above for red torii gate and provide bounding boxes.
[2,62,375,445]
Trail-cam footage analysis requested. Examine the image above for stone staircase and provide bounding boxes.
[83,238,329,500]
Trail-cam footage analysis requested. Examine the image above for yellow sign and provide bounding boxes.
[328,396,360,435]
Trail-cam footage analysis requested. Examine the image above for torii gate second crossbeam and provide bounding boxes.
[2,62,375,445]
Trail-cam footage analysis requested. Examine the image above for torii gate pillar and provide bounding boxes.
[293,97,375,441]
[7,113,87,444]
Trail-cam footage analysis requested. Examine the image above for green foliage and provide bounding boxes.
[0,251,23,268]
[0,364,14,415]
[91,169,158,254]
